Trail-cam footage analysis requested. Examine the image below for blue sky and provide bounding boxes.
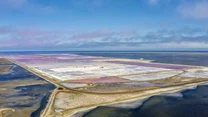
[0,0,208,51]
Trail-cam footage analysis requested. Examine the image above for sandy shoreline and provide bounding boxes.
[2,56,208,117]
[60,80,208,117]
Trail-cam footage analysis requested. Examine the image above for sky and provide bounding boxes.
[0,0,208,51]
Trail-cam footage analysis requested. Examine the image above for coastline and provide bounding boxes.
[63,80,208,117]
[2,55,208,117]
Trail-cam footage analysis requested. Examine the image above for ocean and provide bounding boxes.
[1,51,208,66]
[1,51,208,117]
[77,51,208,117]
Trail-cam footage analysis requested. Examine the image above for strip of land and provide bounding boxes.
[1,54,208,117]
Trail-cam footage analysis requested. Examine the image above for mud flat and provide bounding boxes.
[0,58,55,117]
[53,80,208,117]
[84,85,208,117]
[1,54,208,117]
[0,66,12,74]
[0,108,15,117]
[0,58,13,65]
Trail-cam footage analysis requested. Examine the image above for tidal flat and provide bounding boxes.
[0,58,55,117]
[2,53,208,117]
[84,85,208,117]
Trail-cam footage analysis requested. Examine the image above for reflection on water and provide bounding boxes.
[1,51,208,117]
[84,85,208,117]
[0,65,41,81]
[31,93,51,117]
[0,62,55,117]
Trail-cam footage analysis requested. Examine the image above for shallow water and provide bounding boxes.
[79,51,208,117]
[1,51,208,117]
[84,85,208,117]
[0,65,40,81]
[74,52,208,66]
[31,93,52,117]
[0,62,55,117]
[1,51,208,66]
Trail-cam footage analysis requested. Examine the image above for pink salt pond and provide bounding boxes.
[65,77,131,83]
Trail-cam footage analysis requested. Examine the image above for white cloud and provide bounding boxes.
[0,25,208,50]
[178,1,208,19]
[144,42,208,49]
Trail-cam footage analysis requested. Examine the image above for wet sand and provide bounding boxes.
[0,58,55,117]
[1,54,208,117]
[0,66,11,74]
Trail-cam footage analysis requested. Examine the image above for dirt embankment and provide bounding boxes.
[0,58,13,64]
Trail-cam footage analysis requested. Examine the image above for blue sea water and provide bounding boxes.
[1,51,208,117]
[84,85,208,117]
[73,51,208,66]
[1,51,208,66]
[72,51,208,117]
